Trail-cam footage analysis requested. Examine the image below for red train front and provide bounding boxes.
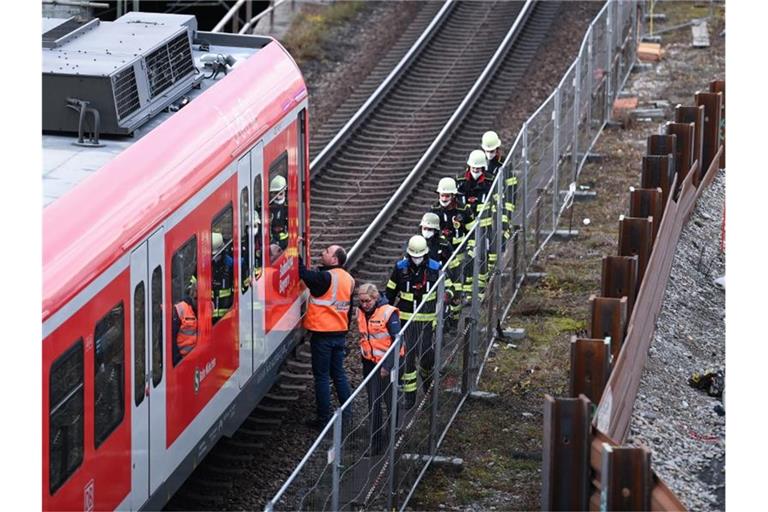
[42,12,310,511]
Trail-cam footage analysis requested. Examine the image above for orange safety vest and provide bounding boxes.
[358,304,402,363]
[174,302,197,355]
[303,268,354,332]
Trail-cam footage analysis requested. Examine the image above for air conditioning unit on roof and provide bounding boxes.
[42,12,202,136]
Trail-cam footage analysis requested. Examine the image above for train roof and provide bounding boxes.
[43,19,307,322]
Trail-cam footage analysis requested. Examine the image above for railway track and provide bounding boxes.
[167,1,563,509]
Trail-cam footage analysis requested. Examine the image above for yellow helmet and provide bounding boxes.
[467,149,487,169]
[481,131,501,151]
[436,177,458,194]
[270,175,287,193]
[406,235,429,257]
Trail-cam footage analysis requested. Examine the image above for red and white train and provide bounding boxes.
[43,12,309,511]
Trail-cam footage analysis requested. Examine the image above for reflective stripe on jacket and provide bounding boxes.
[174,302,197,355]
[303,268,355,332]
[357,304,403,363]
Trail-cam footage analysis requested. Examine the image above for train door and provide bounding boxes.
[237,142,265,387]
[147,229,167,495]
[129,243,150,509]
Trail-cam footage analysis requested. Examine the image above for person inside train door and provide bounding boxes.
[211,231,234,324]
[269,175,289,250]
[172,276,198,366]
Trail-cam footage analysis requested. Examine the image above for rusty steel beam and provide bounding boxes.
[674,105,705,186]
[600,255,639,315]
[665,122,695,190]
[694,90,722,173]
[542,395,591,511]
[629,186,663,241]
[600,444,652,511]
[641,155,674,209]
[709,79,725,167]
[589,295,628,361]
[570,337,611,404]
[618,215,653,285]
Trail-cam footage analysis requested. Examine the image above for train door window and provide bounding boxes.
[171,236,197,366]
[94,302,126,448]
[240,187,251,293]
[49,339,84,494]
[134,282,146,406]
[253,174,264,279]
[151,266,164,386]
[211,205,234,325]
[267,152,289,262]
[298,109,307,257]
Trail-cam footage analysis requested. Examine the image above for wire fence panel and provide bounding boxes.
[267,2,638,510]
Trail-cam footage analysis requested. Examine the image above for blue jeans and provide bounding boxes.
[310,333,352,423]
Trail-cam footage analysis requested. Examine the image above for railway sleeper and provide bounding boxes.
[223,438,266,451]
[255,403,289,414]
[279,370,313,381]
[279,382,307,392]
[287,359,312,371]
[265,392,299,402]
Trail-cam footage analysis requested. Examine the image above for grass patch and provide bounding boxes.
[281,1,365,64]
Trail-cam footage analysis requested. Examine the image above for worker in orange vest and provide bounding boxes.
[357,283,402,456]
[172,276,198,366]
[300,244,355,430]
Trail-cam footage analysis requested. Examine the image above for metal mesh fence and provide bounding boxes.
[267,2,638,510]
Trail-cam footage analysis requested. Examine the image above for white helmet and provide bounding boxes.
[406,235,429,257]
[270,175,287,193]
[467,149,487,169]
[481,131,501,151]
[436,177,458,195]
[420,212,440,230]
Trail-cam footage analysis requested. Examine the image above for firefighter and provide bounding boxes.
[211,232,234,323]
[386,235,442,408]
[357,283,402,455]
[457,150,494,295]
[269,175,289,250]
[482,130,517,253]
[420,212,453,267]
[300,244,355,430]
[172,276,198,366]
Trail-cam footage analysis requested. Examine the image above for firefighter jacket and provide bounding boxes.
[487,153,503,179]
[485,154,517,224]
[173,300,197,357]
[212,252,234,321]
[302,265,355,333]
[430,201,472,250]
[270,203,289,250]
[426,232,453,267]
[386,257,442,323]
[457,169,493,219]
[357,297,403,367]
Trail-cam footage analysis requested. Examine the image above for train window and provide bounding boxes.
[211,205,234,325]
[94,302,126,448]
[253,174,264,279]
[134,281,146,406]
[171,236,198,366]
[267,152,289,262]
[151,265,163,387]
[49,339,84,494]
[240,187,251,294]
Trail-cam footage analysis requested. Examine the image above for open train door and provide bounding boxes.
[237,142,266,387]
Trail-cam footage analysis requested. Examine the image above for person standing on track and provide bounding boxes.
[300,244,355,430]
[357,283,402,456]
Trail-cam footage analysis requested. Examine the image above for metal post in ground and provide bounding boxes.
[586,27,594,143]
[430,276,446,455]
[468,222,483,393]
[553,86,561,229]
[605,2,614,125]
[386,335,402,510]
[494,169,504,317]
[573,55,581,180]
[522,123,529,270]
[331,411,342,511]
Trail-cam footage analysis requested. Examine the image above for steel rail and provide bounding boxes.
[346,0,536,268]
[308,0,456,180]
[212,0,248,33]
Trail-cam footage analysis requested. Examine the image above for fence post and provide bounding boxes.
[430,276,446,455]
[494,169,504,313]
[553,86,561,228]
[386,335,402,510]
[600,445,653,511]
[586,27,594,138]
[572,55,582,181]
[331,411,342,512]
[605,2,614,124]
[522,122,530,276]
[467,222,484,393]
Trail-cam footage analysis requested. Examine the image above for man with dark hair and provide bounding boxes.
[300,244,355,430]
